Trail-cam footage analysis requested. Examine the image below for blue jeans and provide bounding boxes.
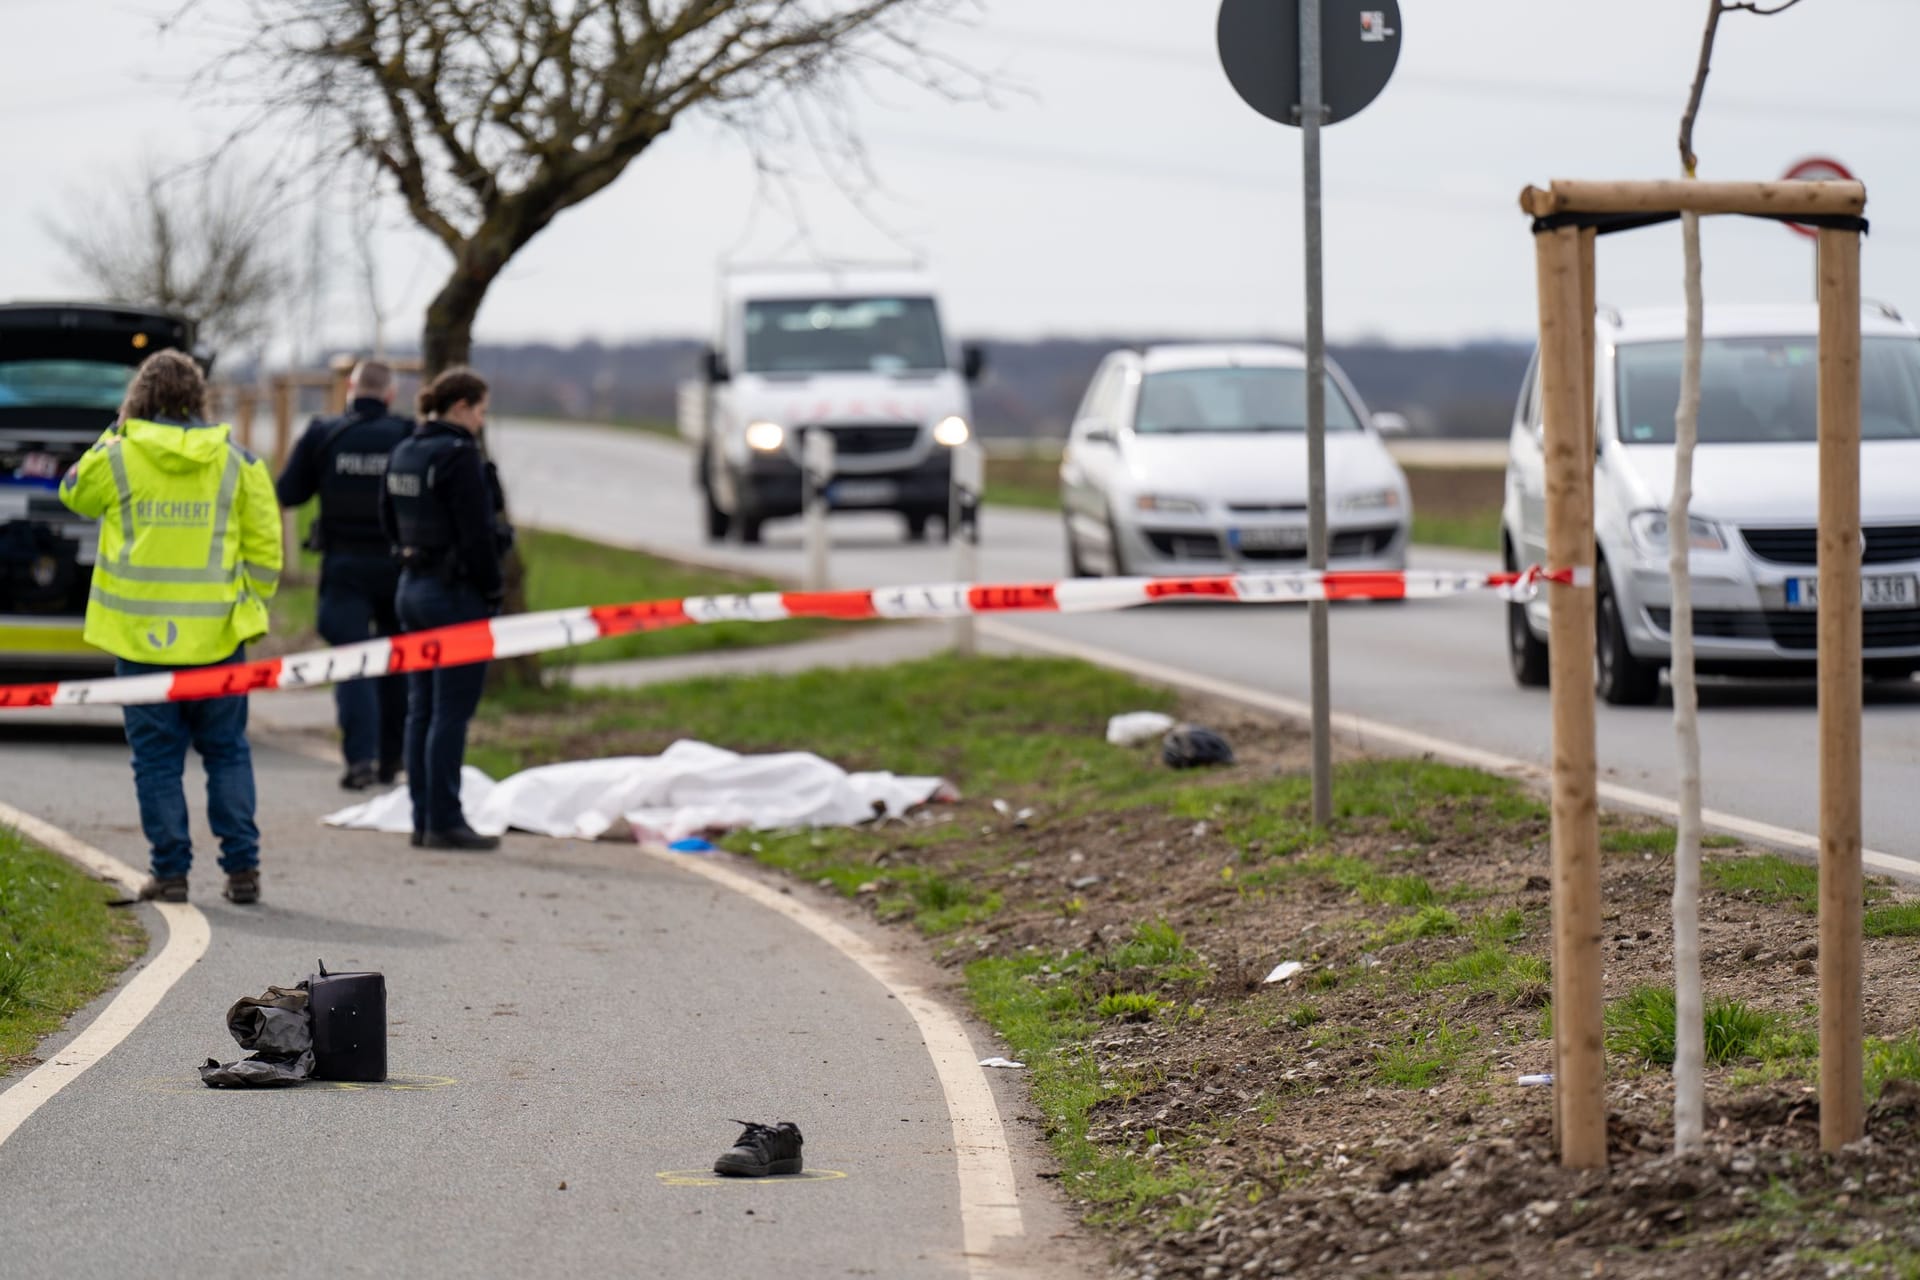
[118,649,259,880]
[395,572,490,833]
[317,552,405,769]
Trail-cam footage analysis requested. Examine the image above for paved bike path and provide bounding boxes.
[0,723,987,1278]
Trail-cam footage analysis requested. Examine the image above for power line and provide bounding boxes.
[963,21,1920,128]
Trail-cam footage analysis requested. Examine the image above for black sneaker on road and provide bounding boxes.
[713,1120,804,1177]
[340,762,380,791]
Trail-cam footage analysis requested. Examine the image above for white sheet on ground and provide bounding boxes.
[321,740,947,843]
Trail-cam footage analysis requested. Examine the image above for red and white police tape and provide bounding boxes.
[0,565,1570,709]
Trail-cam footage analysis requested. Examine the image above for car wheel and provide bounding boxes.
[1505,539,1549,687]
[1596,563,1660,706]
[1065,515,1093,577]
[736,513,764,546]
[703,482,730,542]
[1105,513,1131,577]
[904,512,930,543]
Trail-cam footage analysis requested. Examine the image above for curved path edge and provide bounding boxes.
[0,800,210,1147]
[642,845,1026,1278]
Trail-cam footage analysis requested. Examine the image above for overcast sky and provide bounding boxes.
[4,0,1916,351]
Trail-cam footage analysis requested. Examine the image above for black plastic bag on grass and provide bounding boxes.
[1162,723,1235,770]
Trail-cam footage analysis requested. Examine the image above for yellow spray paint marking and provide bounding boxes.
[141,1072,459,1095]
[304,1074,460,1092]
[655,1169,848,1188]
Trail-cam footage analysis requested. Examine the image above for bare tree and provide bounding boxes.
[48,154,293,355]
[213,0,978,378]
[1669,0,1810,1155]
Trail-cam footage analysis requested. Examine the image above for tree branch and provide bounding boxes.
[1678,0,1723,178]
[1679,0,1812,175]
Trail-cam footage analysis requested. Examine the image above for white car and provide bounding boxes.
[1501,302,1920,705]
[1058,343,1411,576]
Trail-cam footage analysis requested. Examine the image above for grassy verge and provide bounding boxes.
[1403,464,1503,553]
[0,827,145,1069]
[472,653,1920,1263]
[1409,510,1502,552]
[268,523,840,666]
[468,652,1174,786]
[985,451,1065,511]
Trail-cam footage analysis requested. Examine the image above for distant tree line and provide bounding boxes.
[466,336,1532,439]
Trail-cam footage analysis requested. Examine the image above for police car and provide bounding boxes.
[0,302,203,679]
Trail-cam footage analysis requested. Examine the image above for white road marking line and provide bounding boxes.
[981,619,1911,878]
[643,846,1024,1277]
[0,801,210,1148]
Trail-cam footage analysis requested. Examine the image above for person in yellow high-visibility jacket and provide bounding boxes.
[60,350,282,905]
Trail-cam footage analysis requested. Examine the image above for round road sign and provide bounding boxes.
[1781,156,1856,239]
[1218,0,1403,128]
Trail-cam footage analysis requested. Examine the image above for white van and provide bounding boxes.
[680,268,984,544]
[1501,302,1920,704]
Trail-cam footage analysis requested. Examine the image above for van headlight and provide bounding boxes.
[1340,488,1402,513]
[1629,511,1726,556]
[933,415,971,447]
[745,421,785,452]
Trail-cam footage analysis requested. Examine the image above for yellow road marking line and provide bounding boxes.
[656,1168,849,1187]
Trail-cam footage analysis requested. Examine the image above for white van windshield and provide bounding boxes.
[1133,367,1360,435]
[1617,336,1920,443]
[743,297,947,374]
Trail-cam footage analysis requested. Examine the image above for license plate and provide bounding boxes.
[1785,574,1918,610]
[827,479,897,507]
[1230,526,1308,551]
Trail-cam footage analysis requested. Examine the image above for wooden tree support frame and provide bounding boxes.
[1519,179,1866,1169]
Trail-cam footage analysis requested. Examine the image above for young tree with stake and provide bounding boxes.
[1669,0,1810,1154]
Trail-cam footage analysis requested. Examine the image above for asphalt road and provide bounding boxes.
[0,723,1028,1278]
[491,419,1920,870]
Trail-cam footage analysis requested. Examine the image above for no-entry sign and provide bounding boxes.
[1781,156,1856,239]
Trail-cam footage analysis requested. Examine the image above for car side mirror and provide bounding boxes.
[703,345,730,384]
[1371,410,1409,436]
[962,343,986,383]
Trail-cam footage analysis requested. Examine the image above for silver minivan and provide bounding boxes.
[1502,303,1920,704]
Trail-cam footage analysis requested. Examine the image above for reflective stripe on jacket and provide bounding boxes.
[59,418,284,664]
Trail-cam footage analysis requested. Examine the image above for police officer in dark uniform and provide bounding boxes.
[276,360,413,790]
[379,367,509,851]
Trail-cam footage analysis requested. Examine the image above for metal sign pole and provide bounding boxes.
[1300,0,1333,827]
[950,442,985,654]
[802,430,835,592]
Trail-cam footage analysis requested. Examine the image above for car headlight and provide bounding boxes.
[1340,488,1402,513]
[1135,494,1205,514]
[1629,511,1726,556]
[933,415,970,447]
[745,421,785,452]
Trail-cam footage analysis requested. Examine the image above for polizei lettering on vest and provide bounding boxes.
[334,453,390,477]
[386,473,423,497]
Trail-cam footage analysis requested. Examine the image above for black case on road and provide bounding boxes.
[308,962,387,1082]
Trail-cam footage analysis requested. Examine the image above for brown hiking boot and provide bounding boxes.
[223,869,260,905]
[137,876,189,903]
